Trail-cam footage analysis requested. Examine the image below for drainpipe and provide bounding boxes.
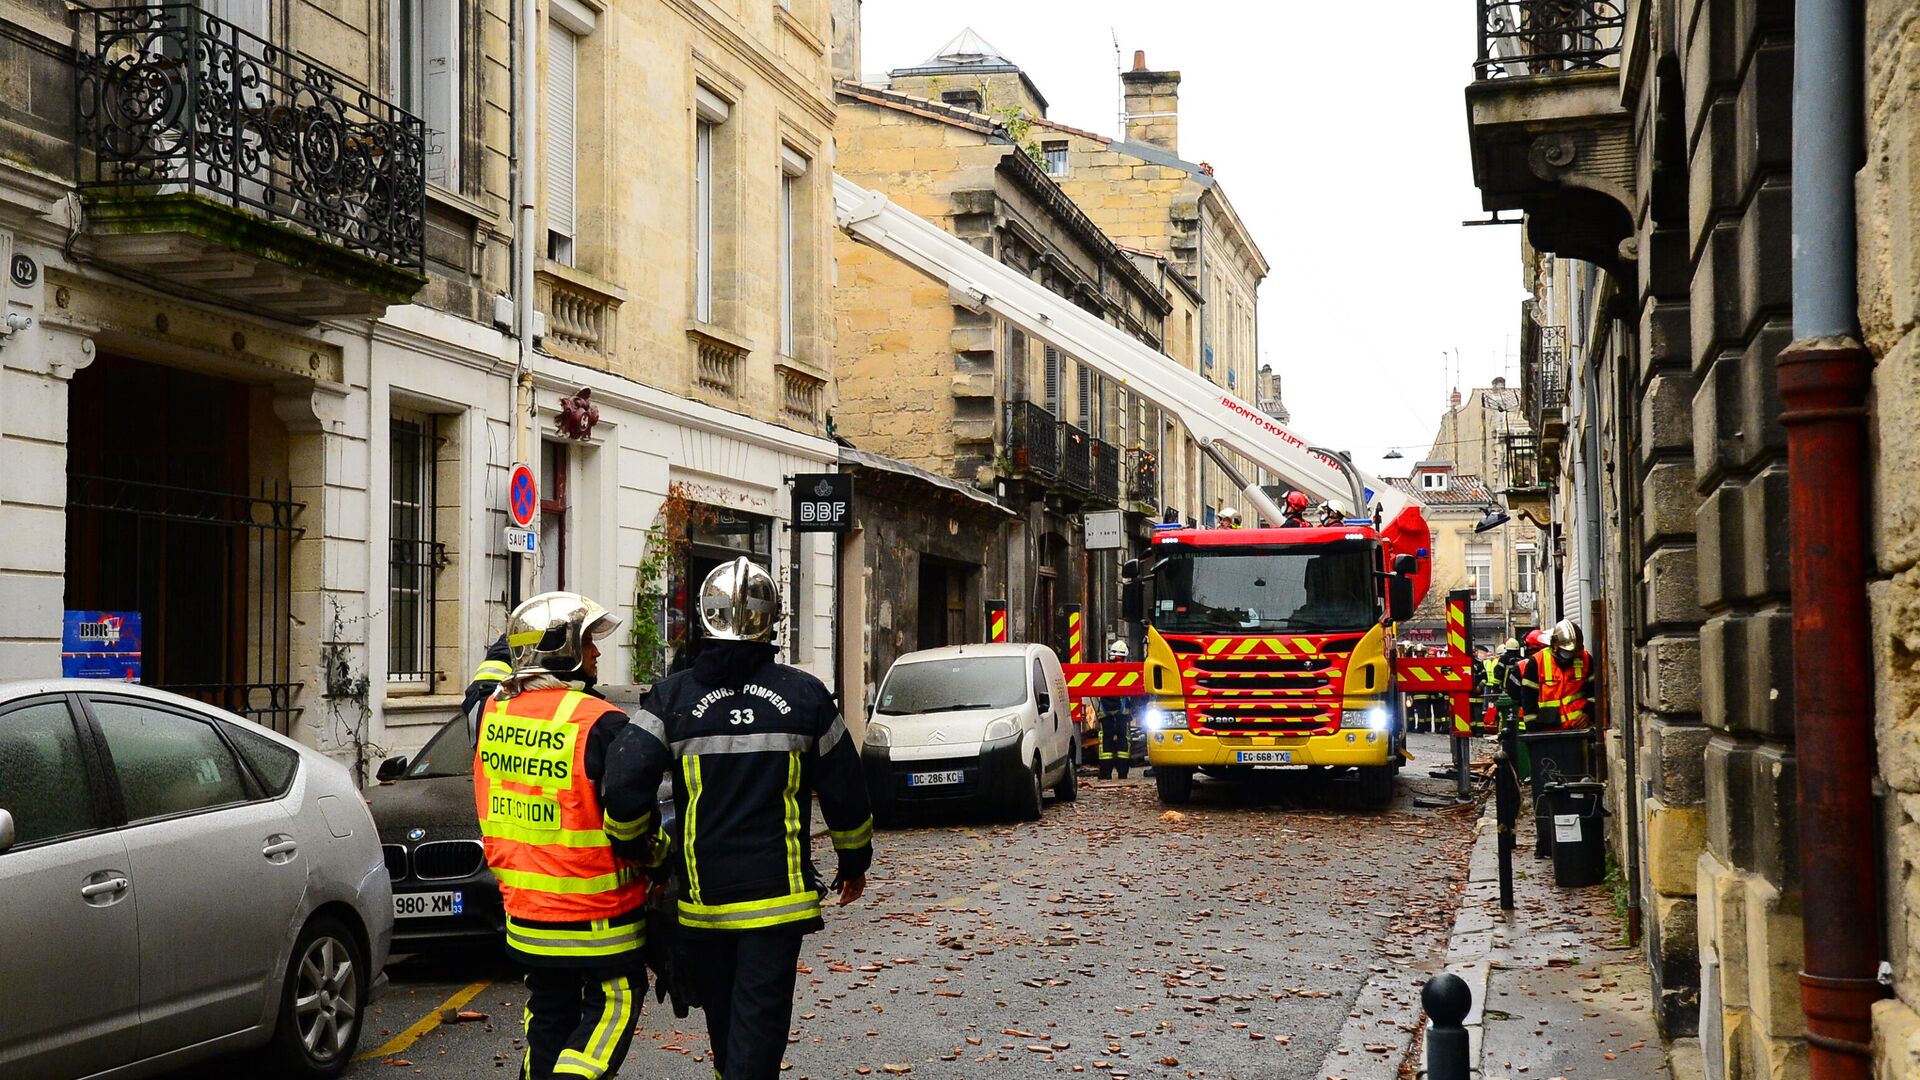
[510,0,539,606]
[1779,1,1880,1076]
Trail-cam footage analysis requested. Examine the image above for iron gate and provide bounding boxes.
[68,474,303,733]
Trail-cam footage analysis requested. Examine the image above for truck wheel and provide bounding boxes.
[1053,756,1079,802]
[1156,766,1194,805]
[1015,756,1044,821]
[1356,765,1393,809]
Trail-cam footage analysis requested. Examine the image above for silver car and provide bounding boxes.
[0,681,392,1079]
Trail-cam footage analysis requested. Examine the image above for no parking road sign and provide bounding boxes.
[508,463,538,528]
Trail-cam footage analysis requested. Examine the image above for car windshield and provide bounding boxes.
[876,656,1030,716]
[406,715,473,779]
[1151,543,1379,633]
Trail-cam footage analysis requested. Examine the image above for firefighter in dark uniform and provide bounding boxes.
[1097,639,1135,780]
[608,557,874,1080]
[473,592,660,1080]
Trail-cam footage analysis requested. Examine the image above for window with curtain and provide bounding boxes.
[389,413,443,685]
[694,86,729,323]
[391,1,459,188]
[1466,542,1493,607]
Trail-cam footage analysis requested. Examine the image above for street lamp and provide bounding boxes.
[1383,449,1405,460]
[1473,504,1510,533]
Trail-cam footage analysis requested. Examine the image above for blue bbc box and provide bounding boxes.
[61,611,143,681]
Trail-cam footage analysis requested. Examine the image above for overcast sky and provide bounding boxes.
[858,1,1530,480]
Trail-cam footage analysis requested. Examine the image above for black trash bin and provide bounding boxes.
[1522,729,1594,856]
[1542,780,1609,887]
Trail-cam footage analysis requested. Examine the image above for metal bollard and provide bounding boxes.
[1423,972,1473,1080]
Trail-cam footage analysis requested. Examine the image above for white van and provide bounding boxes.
[860,643,1077,823]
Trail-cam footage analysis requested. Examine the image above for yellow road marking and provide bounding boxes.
[356,978,493,1061]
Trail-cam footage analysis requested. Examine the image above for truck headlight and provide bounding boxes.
[864,721,891,748]
[1143,707,1188,730]
[984,716,1017,741]
[1341,707,1389,731]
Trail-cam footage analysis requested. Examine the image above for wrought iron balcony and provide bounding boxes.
[1476,0,1625,80]
[1127,448,1159,509]
[1464,1,1634,278]
[1005,399,1060,480]
[1058,421,1093,493]
[1091,438,1121,506]
[75,4,427,317]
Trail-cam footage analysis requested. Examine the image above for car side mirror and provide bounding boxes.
[0,808,14,854]
[375,756,409,783]
[1121,558,1140,581]
[1121,580,1144,623]
[1388,577,1415,624]
[1393,554,1418,576]
[1035,692,1052,714]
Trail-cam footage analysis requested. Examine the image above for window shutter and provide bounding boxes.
[417,1,458,187]
[1043,347,1060,412]
[1077,363,1091,428]
[545,23,578,243]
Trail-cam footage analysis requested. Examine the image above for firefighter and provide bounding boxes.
[1280,490,1313,528]
[1097,639,1135,780]
[473,592,656,1080]
[1217,506,1243,529]
[607,558,874,1080]
[1317,501,1343,526]
[1514,620,1594,731]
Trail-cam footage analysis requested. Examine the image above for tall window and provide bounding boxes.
[1043,140,1069,177]
[1516,548,1538,595]
[540,444,569,593]
[1466,542,1493,606]
[1043,346,1062,413]
[694,86,729,323]
[545,21,579,265]
[389,413,444,685]
[391,1,459,187]
[779,146,809,357]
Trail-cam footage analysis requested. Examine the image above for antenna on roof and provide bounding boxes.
[1111,28,1125,134]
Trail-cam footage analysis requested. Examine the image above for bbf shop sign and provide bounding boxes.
[791,473,853,533]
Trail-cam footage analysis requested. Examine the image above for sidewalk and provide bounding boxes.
[1441,794,1671,1080]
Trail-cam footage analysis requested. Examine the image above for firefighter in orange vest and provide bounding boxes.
[1513,620,1594,731]
[474,592,660,1080]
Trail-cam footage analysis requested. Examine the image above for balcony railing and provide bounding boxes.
[76,4,426,271]
[1127,448,1159,508]
[1475,0,1626,80]
[1005,399,1059,480]
[1059,421,1093,493]
[1091,438,1121,505]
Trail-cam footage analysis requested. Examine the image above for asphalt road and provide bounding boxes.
[332,732,1477,1080]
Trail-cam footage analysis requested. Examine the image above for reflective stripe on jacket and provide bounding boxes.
[474,688,648,924]
[1536,649,1591,728]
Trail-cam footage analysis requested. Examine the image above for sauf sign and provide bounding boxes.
[791,473,853,533]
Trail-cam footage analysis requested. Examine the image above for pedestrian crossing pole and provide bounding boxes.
[1448,591,1475,802]
[1064,604,1084,729]
[987,600,1009,643]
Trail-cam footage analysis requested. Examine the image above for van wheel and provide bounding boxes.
[1053,755,1078,802]
[1016,756,1044,821]
[1156,767,1194,805]
[265,915,366,1077]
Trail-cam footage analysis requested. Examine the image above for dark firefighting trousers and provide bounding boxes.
[522,962,645,1080]
[685,927,806,1080]
[1098,703,1132,779]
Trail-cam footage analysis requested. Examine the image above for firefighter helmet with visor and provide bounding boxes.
[1550,619,1582,655]
[505,592,621,677]
[699,557,781,643]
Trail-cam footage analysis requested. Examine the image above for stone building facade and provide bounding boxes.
[832,77,1171,660]
[1423,383,1545,642]
[0,0,840,778]
[1464,1,1920,1076]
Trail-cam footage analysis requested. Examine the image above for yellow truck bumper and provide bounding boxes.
[1146,729,1394,768]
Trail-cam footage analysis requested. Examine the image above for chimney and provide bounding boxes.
[1449,387,1463,408]
[1492,375,1507,389]
[1121,50,1180,154]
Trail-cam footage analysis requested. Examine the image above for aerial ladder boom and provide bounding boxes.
[833,175,1418,531]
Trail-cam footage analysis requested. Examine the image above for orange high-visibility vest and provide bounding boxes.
[473,688,647,922]
[1536,650,1591,729]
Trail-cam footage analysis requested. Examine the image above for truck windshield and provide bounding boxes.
[876,656,1030,715]
[1151,544,1379,633]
